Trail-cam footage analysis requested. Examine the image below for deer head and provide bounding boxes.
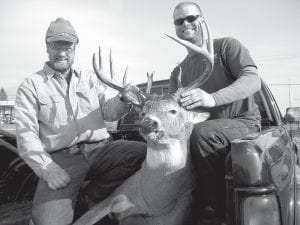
[138,94,210,147]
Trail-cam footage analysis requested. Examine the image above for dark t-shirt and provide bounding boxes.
[169,37,261,126]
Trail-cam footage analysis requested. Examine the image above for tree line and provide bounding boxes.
[0,88,8,101]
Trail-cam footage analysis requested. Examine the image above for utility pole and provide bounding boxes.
[288,78,291,107]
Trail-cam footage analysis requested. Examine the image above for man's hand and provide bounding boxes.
[180,88,216,109]
[40,162,71,190]
[119,84,146,107]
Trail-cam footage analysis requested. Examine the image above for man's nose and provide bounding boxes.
[56,50,68,57]
[182,19,189,25]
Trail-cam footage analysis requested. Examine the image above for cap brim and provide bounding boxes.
[47,33,78,43]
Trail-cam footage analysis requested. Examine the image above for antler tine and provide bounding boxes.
[109,49,115,81]
[98,47,102,71]
[202,18,214,59]
[92,47,124,92]
[199,19,205,49]
[176,65,183,89]
[146,72,153,95]
[122,66,128,86]
[165,34,213,66]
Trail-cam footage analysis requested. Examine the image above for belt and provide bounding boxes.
[62,138,111,155]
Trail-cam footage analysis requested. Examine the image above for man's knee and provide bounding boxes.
[190,122,219,155]
[191,123,209,142]
[85,140,146,202]
[105,140,146,176]
[108,140,146,166]
[32,199,74,225]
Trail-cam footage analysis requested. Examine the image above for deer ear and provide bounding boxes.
[188,111,210,124]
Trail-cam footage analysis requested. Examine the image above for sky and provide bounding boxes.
[0,0,300,113]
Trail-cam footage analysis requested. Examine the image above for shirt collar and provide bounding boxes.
[43,62,79,80]
[43,63,56,80]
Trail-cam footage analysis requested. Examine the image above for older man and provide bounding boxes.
[169,2,261,223]
[15,18,146,225]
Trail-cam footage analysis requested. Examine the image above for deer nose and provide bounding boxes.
[141,116,160,131]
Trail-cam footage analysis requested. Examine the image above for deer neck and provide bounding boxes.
[145,138,191,175]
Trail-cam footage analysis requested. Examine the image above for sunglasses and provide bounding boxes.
[174,15,200,26]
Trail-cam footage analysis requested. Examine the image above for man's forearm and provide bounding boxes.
[212,66,261,106]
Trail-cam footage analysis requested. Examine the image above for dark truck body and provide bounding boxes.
[1,79,300,225]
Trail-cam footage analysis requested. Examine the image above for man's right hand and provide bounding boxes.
[40,162,71,190]
[180,88,216,109]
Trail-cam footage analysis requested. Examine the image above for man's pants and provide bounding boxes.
[189,119,259,220]
[31,139,146,225]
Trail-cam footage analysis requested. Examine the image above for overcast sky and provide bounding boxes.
[0,0,300,112]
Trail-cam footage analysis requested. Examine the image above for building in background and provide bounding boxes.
[0,101,15,124]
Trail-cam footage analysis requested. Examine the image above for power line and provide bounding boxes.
[268,83,300,86]
[255,55,300,62]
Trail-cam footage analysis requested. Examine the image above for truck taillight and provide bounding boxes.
[242,194,280,225]
[234,187,281,225]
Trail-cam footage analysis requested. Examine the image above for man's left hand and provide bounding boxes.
[180,88,216,109]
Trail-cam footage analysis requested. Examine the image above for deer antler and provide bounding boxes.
[109,49,129,86]
[166,17,214,92]
[146,72,154,95]
[92,46,147,108]
[93,47,124,92]
[176,65,183,89]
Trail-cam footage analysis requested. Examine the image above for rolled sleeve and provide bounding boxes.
[169,66,181,94]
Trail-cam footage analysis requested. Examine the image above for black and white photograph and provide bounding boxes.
[0,0,300,224]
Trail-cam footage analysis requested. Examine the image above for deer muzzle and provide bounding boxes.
[140,116,161,134]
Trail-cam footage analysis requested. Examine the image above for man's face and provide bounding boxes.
[46,41,76,72]
[173,4,202,43]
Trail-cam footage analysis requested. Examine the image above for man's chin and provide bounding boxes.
[53,63,70,72]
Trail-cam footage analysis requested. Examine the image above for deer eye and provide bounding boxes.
[139,112,146,118]
[168,109,178,115]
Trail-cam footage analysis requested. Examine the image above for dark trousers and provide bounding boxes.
[189,119,259,220]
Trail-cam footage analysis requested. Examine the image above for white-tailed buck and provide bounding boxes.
[74,19,214,225]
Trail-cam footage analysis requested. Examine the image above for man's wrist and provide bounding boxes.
[210,93,218,107]
[118,95,133,113]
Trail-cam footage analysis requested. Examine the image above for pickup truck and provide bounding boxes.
[0,79,300,225]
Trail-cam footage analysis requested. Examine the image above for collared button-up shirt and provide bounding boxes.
[15,63,130,177]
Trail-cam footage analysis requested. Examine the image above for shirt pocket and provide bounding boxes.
[38,96,67,123]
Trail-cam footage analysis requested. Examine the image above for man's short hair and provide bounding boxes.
[173,2,203,17]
